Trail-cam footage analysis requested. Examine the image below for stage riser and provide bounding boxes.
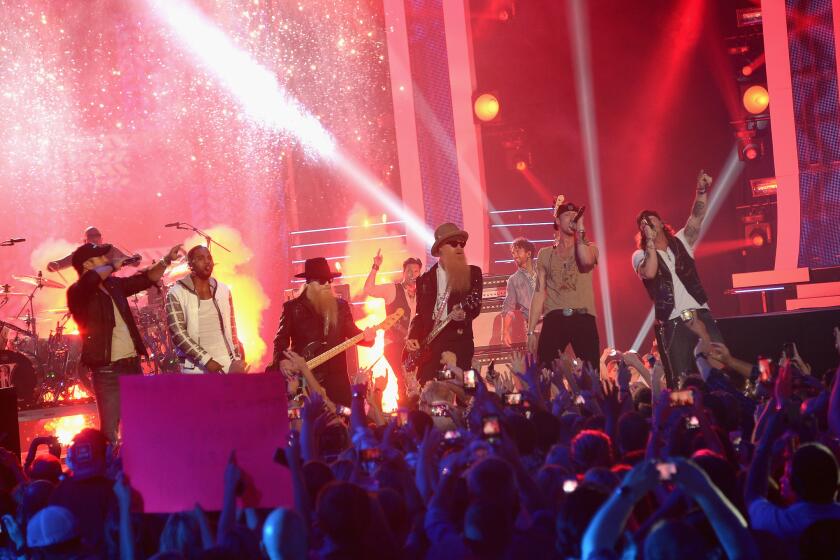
[716,307,840,376]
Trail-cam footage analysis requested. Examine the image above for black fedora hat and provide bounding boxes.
[295,257,342,281]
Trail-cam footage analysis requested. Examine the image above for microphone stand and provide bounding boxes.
[172,223,231,255]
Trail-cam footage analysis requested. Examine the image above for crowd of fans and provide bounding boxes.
[1,326,839,559]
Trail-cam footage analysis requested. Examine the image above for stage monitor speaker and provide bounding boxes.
[0,387,21,456]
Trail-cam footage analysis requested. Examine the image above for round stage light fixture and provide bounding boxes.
[748,227,767,247]
[474,93,500,122]
[743,85,769,114]
[515,160,527,171]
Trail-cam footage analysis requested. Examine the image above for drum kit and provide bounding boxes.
[0,265,189,410]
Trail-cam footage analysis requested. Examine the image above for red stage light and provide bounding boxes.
[741,65,753,77]
[744,146,759,160]
[743,85,769,114]
[750,230,766,247]
[515,160,527,171]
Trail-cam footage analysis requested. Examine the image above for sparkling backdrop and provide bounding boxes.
[0,0,400,368]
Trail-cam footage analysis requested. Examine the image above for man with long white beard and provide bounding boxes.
[405,223,483,386]
[267,258,375,406]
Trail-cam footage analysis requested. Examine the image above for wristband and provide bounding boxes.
[371,265,379,271]
[527,331,535,337]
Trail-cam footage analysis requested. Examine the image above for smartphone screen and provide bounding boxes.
[669,390,694,407]
[504,392,522,405]
[336,405,351,417]
[398,410,409,426]
[656,462,676,481]
[685,415,700,430]
[437,368,453,381]
[359,447,381,462]
[431,403,448,417]
[463,369,476,389]
[562,479,578,493]
[482,415,501,438]
[444,430,461,441]
[287,407,302,420]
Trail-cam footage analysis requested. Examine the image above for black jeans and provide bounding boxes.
[537,311,600,370]
[91,356,142,443]
[417,331,474,386]
[660,308,724,386]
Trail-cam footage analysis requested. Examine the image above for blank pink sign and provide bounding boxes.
[120,374,291,513]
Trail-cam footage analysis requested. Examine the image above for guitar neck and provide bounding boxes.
[306,332,364,370]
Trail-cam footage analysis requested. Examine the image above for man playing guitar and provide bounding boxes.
[267,258,375,406]
[405,223,483,386]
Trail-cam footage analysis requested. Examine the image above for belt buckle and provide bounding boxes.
[562,308,573,317]
[679,309,697,322]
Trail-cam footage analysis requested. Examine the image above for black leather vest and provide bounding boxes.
[642,235,708,321]
[385,282,411,343]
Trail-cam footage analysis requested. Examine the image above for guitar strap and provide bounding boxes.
[432,286,451,326]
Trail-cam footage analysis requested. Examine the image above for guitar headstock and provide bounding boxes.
[377,308,405,331]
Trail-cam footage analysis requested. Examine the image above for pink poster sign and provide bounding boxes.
[120,374,291,513]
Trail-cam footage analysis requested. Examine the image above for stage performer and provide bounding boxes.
[165,245,246,374]
[66,241,183,443]
[632,169,722,386]
[48,226,136,272]
[527,197,600,369]
[405,223,483,386]
[502,237,537,346]
[362,251,423,404]
[267,257,375,406]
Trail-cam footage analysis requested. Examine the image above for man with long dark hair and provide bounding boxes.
[632,170,723,385]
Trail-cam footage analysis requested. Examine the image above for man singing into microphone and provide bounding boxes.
[528,197,600,369]
[67,241,183,442]
[632,170,723,385]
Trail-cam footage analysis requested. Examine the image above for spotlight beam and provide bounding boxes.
[567,0,616,347]
[629,144,744,350]
[146,0,434,245]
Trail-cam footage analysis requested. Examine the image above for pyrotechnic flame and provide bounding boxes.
[342,205,409,412]
[180,226,270,367]
[44,414,97,445]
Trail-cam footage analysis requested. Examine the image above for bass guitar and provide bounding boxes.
[402,293,480,372]
[301,308,404,370]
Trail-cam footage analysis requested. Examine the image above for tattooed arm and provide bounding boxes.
[684,170,712,247]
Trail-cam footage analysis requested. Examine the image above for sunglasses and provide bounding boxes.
[314,278,333,285]
[445,239,467,249]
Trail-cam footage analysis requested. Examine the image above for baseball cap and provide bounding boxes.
[71,243,112,275]
[26,505,79,548]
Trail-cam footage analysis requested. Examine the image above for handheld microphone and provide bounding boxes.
[571,205,586,224]
[10,238,25,243]
[164,222,180,228]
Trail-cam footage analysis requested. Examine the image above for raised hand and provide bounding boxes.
[167,244,185,263]
[617,361,632,393]
[696,170,713,191]
[621,459,660,499]
[373,248,383,269]
[224,451,243,497]
[510,351,526,375]
[114,471,133,507]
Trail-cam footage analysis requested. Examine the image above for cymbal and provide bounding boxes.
[0,290,27,297]
[43,307,70,314]
[12,274,65,289]
[0,319,33,337]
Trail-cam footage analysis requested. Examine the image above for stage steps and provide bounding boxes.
[787,281,840,311]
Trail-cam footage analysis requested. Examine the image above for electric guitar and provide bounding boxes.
[402,293,480,372]
[301,308,404,370]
